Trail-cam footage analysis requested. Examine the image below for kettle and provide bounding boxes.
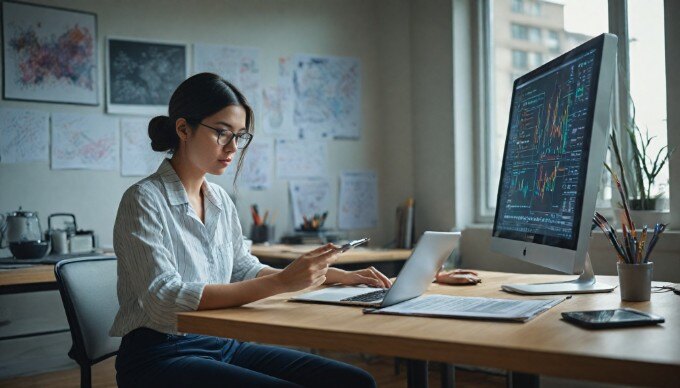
[0,207,50,259]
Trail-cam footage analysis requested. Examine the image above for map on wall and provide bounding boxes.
[338,171,378,230]
[292,54,361,140]
[120,118,166,176]
[0,108,50,164]
[193,43,261,119]
[51,113,119,170]
[2,1,98,105]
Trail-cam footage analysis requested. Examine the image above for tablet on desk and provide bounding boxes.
[562,308,664,329]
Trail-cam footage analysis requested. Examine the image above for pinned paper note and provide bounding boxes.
[240,140,273,190]
[275,139,328,179]
[338,171,378,230]
[51,113,119,170]
[121,118,166,176]
[289,179,332,230]
[0,108,49,164]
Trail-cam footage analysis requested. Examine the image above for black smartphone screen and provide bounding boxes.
[562,309,664,329]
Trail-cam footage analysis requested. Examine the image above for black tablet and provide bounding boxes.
[562,308,664,329]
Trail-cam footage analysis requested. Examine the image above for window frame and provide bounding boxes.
[473,0,674,224]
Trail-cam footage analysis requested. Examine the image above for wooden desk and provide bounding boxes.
[0,265,57,294]
[178,271,680,387]
[251,244,412,277]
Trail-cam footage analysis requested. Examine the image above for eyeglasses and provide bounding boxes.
[199,122,253,149]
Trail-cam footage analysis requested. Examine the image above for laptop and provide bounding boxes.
[290,231,459,307]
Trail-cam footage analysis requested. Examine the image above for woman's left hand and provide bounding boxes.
[327,267,392,288]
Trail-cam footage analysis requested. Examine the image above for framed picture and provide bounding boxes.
[106,37,188,115]
[2,1,98,105]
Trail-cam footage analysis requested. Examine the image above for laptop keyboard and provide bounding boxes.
[341,289,388,303]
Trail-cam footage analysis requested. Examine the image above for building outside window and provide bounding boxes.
[511,23,529,40]
[478,0,670,221]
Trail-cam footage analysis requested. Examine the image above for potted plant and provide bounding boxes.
[606,97,675,227]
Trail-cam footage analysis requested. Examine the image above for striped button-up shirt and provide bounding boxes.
[109,159,268,337]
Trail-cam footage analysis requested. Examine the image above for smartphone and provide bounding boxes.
[338,238,370,253]
[562,308,664,329]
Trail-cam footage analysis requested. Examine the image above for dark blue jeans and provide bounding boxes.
[116,328,376,388]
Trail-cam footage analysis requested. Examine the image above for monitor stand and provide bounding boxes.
[501,254,616,295]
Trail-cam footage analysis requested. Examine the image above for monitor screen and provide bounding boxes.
[492,37,604,251]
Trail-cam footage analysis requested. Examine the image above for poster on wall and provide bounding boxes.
[107,37,188,115]
[2,1,98,105]
[292,54,361,140]
[51,113,119,171]
[120,118,167,176]
[193,43,261,120]
[338,171,378,230]
[0,108,50,164]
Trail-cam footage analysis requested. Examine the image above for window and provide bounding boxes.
[528,27,542,42]
[511,50,528,69]
[627,0,668,204]
[511,24,529,40]
[476,0,673,220]
[546,30,560,52]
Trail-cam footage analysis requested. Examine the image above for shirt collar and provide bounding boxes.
[157,158,222,210]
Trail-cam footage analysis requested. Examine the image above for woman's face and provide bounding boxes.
[180,105,246,176]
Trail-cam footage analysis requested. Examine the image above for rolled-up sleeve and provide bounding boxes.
[114,186,205,328]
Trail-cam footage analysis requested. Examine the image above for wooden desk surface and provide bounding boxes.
[178,271,680,386]
[251,244,412,264]
[0,265,56,290]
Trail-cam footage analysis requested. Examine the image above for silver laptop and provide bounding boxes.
[290,231,459,307]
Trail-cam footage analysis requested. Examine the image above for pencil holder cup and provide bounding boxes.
[250,224,274,244]
[617,262,653,302]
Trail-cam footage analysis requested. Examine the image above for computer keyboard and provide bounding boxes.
[341,289,388,303]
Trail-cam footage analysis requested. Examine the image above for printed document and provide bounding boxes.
[366,294,565,322]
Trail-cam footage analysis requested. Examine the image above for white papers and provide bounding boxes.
[275,139,328,179]
[193,43,261,116]
[292,54,361,139]
[240,141,273,190]
[289,180,332,230]
[262,86,294,137]
[51,113,119,170]
[338,171,378,230]
[121,118,166,176]
[0,108,49,164]
[369,295,565,322]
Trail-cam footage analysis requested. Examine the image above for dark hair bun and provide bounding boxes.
[148,115,178,152]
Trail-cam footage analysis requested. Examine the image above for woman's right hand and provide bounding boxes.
[274,243,340,292]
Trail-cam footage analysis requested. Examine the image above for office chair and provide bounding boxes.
[55,256,121,388]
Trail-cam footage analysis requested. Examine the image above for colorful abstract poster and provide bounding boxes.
[2,2,98,105]
[338,171,378,230]
[107,38,188,115]
[51,113,119,171]
[120,118,166,176]
[0,108,50,164]
[193,43,261,120]
[292,54,361,140]
[239,140,273,190]
[275,139,328,179]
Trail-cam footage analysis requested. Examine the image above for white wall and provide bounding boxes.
[0,0,416,250]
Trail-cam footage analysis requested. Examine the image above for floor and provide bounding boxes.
[0,351,507,387]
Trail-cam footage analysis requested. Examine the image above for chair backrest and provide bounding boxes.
[55,256,121,365]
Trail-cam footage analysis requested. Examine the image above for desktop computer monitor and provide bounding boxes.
[491,33,618,295]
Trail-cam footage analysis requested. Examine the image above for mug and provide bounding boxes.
[50,230,69,255]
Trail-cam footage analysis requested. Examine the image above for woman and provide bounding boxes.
[110,73,391,388]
